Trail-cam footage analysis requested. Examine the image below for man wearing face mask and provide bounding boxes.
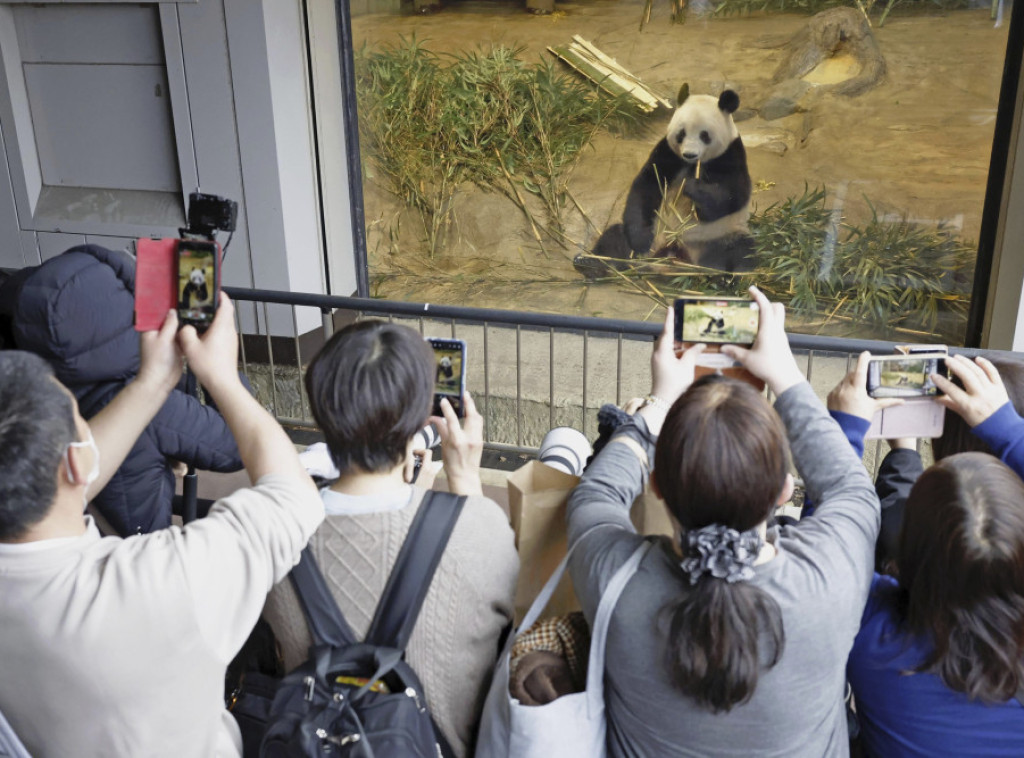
[0,296,323,758]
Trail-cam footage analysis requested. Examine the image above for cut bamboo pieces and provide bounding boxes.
[548,36,672,113]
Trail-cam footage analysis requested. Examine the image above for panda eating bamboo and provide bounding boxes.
[589,85,756,274]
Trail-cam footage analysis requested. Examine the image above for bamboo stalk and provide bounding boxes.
[570,36,672,109]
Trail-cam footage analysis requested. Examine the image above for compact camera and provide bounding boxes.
[185,192,238,238]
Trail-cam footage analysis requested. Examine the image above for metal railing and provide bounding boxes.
[224,286,998,471]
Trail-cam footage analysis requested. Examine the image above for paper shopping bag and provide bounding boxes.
[507,460,581,623]
[630,483,675,540]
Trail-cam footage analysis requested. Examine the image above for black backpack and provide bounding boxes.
[260,491,465,758]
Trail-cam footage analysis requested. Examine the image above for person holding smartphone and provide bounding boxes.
[565,285,880,757]
[262,320,517,757]
[824,354,1024,756]
[0,295,323,758]
[0,244,243,535]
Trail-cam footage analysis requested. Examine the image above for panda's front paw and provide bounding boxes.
[623,224,654,257]
[592,224,633,260]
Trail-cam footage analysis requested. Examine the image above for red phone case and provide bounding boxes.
[134,238,178,332]
[135,238,222,332]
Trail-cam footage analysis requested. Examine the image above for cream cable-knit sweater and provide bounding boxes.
[263,486,518,757]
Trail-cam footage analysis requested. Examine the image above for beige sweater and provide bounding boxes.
[263,486,518,757]
[0,475,324,758]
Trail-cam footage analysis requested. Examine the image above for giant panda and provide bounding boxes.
[591,86,756,273]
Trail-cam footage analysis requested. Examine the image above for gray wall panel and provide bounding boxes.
[159,4,199,202]
[0,7,41,220]
[14,5,162,65]
[25,64,180,192]
[176,0,252,293]
[84,235,134,254]
[36,231,85,261]
[18,230,39,266]
[0,116,25,267]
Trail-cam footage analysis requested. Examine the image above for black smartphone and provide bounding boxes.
[674,296,759,347]
[176,239,219,330]
[427,337,467,417]
[866,354,948,398]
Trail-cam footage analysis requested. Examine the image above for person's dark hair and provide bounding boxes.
[932,356,1024,461]
[897,452,1024,701]
[0,351,77,540]
[305,320,434,475]
[653,375,789,712]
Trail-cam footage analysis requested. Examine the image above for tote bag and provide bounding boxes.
[475,535,653,758]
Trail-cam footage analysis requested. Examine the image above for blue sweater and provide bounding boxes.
[834,402,1024,756]
[848,575,1024,758]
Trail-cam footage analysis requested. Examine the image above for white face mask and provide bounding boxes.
[65,431,100,508]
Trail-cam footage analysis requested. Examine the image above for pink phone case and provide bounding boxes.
[865,399,946,440]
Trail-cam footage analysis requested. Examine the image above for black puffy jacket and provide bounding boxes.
[1,245,243,534]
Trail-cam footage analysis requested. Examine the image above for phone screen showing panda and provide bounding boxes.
[176,239,219,330]
[428,338,466,418]
[674,297,759,346]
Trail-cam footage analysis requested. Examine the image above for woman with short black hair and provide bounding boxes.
[566,286,880,756]
[263,320,518,757]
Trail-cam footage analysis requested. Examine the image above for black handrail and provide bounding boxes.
[222,285,995,357]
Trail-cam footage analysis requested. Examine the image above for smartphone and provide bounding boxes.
[427,337,466,418]
[176,239,220,330]
[895,344,949,356]
[866,354,948,398]
[674,297,759,347]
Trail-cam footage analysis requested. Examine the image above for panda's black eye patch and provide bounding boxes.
[700,131,711,144]
[675,129,686,143]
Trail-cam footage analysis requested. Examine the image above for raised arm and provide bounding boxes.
[566,307,705,545]
[87,310,183,494]
[935,354,1024,479]
[724,288,880,577]
[176,293,316,490]
[168,293,322,660]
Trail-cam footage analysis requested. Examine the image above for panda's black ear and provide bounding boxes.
[718,90,740,114]
[676,83,690,107]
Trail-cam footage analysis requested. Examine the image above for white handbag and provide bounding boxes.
[474,535,653,758]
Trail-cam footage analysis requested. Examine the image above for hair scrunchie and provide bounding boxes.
[680,523,763,585]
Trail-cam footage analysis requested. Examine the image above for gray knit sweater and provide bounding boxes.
[566,382,880,758]
[262,486,518,758]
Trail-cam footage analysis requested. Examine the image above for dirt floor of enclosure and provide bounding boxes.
[354,3,1008,326]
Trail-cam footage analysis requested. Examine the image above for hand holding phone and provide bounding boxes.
[649,306,705,411]
[719,286,805,396]
[827,351,902,421]
[430,391,484,496]
[428,338,467,418]
[934,354,1010,427]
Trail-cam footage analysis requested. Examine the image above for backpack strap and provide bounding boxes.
[288,548,358,648]
[365,490,466,650]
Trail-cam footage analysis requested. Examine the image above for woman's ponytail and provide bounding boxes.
[664,539,784,712]
[654,375,791,712]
